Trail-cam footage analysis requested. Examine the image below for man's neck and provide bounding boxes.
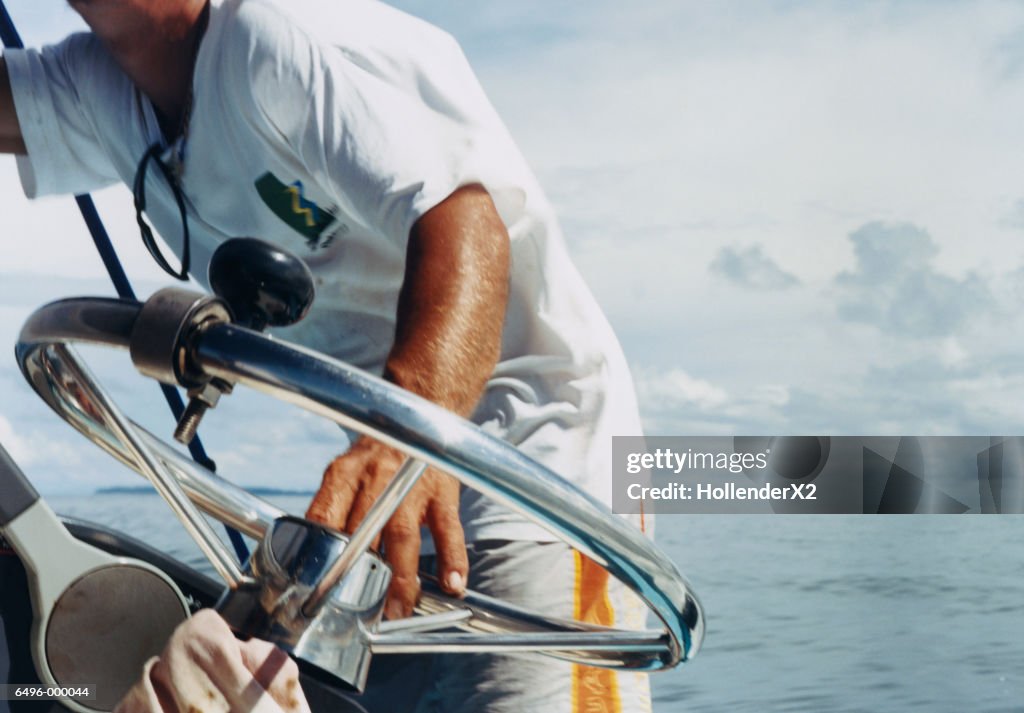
[75,0,210,139]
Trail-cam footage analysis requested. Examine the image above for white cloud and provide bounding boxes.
[0,413,31,464]
[638,368,729,411]
[834,221,995,338]
[710,244,799,290]
[0,409,88,474]
[939,337,970,369]
[1000,197,1024,230]
[634,367,792,434]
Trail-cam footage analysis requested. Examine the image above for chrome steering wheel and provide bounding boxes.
[14,243,704,694]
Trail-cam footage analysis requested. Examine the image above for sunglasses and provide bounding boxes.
[133,142,191,281]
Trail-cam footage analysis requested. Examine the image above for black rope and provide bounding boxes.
[0,3,20,48]
[0,4,249,563]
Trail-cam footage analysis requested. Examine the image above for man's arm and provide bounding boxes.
[306,183,510,619]
[0,57,26,154]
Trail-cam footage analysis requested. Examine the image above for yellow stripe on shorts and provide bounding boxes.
[572,551,622,713]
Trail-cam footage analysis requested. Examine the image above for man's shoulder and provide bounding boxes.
[208,0,469,123]
[26,30,133,110]
[38,31,124,82]
[220,0,458,54]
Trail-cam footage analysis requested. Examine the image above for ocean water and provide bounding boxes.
[47,495,1024,712]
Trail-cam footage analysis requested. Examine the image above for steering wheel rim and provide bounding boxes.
[16,295,704,673]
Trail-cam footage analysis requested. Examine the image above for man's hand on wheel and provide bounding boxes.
[305,437,468,619]
[304,186,509,620]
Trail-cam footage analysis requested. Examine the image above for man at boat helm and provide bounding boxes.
[0,1,650,711]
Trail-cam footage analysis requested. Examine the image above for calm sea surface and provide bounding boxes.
[48,495,1024,712]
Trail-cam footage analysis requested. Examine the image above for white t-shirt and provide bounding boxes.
[6,0,643,542]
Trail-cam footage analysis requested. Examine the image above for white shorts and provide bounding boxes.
[356,539,654,713]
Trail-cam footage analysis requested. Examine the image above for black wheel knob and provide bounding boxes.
[208,237,316,331]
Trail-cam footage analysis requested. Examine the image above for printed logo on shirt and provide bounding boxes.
[254,172,339,249]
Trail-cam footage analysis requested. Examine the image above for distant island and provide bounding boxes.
[95,486,315,496]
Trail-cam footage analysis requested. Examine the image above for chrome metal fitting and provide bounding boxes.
[129,288,232,388]
[216,516,390,692]
[172,378,234,445]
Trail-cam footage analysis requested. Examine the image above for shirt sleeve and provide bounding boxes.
[232,0,527,248]
[5,33,121,198]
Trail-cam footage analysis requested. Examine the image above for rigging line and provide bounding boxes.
[0,3,249,563]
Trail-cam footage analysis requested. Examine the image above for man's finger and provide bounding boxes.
[305,457,360,529]
[238,638,310,713]
[342,486,387,550]
[344,480,378,535]
[426,491,468,596]
[382,516,422,619]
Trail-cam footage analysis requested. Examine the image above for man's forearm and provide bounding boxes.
[384,183,510,416]
[308,183,508,615]
[0,57,27,154]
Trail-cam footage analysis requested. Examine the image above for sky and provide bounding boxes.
[1,0,1024,494]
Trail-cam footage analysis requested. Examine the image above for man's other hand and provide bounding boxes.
[115,610,310,713]
[306,437,468,619]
